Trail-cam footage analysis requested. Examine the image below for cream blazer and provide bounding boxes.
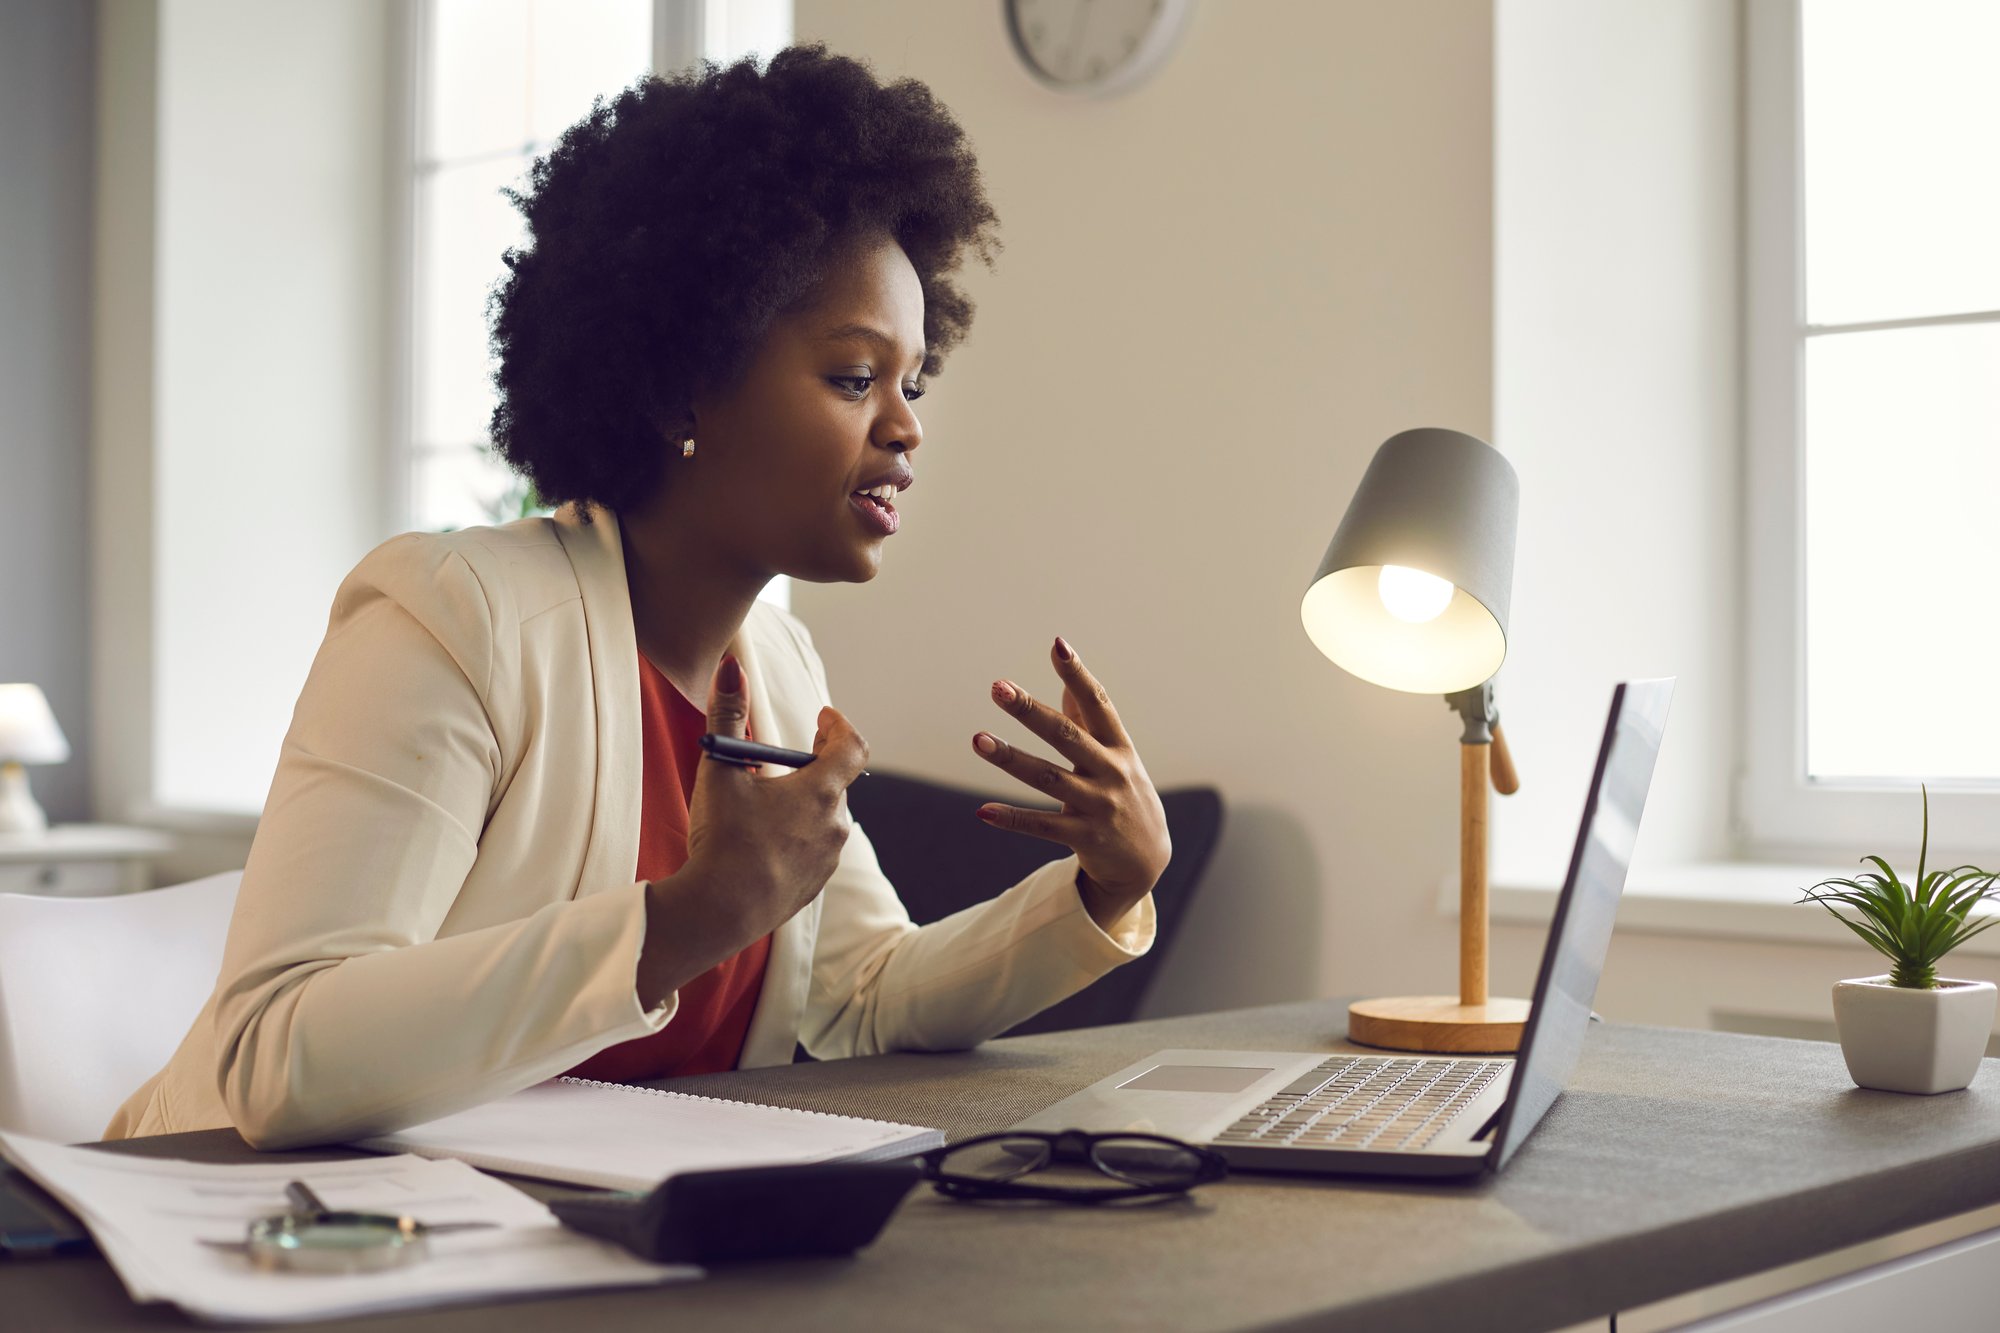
[107,506,1153,1148]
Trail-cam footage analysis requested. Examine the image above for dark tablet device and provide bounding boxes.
[1,1166,94,1259]
[545,1158,922,1264]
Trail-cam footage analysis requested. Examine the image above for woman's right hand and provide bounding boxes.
[637,656,867,1007]
[686,655,869,936]
[685,655,869,938]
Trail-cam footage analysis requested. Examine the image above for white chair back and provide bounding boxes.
[0,871,241,1142]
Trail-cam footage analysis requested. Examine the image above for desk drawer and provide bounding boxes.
[0,859,126,896]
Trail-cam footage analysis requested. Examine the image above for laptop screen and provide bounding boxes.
[1487,677,1675,1171]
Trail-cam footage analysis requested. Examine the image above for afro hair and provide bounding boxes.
[488,43,1001,515]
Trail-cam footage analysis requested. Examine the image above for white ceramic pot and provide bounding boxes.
[1831,975,1997,1094]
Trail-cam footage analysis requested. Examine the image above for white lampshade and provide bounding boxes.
[0,685,71,765]
[1300,428,1520,695]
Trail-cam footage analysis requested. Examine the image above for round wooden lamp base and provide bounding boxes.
[1346,996,1533,1054]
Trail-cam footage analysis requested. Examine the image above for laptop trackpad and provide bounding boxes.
[1117,1065,1273,1093]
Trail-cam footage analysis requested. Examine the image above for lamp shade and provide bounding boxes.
[0,684,71,765]
[1301,427,1519,695]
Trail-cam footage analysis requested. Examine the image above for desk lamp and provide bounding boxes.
[1301,427,1527,1053]
[0,684,70,835]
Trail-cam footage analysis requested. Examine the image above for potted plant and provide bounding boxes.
[1799,787,2000,1094]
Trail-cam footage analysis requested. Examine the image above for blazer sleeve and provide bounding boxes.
[211,535,673,1150]
[770,614,1158,1059]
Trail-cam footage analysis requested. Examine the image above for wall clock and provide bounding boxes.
[1004,0,1194,98]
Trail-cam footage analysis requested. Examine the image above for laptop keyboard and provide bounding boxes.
[1213,1056,1509,1153]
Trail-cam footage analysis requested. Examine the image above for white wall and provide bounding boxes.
[792,1,1500,1014]
[1486,0,1801,1036]
[151,0,398,815]
[1491,0,1742,890]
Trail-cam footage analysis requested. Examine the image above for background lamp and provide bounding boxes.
[0,684,71,835]
[1302,427,1527,1053]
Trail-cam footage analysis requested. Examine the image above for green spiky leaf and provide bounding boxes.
[1796,785,1999,989]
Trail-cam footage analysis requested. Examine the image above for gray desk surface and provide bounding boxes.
[10,999,2000,1332]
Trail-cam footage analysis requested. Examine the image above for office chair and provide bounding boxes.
[846,770,1223,1036]
[0,871,241,1142]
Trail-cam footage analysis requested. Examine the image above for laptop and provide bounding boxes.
[1011,677,1675,1179]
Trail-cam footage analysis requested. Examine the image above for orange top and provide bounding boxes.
[563,654,771,1082]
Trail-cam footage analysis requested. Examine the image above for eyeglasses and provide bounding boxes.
[919,1129,1228,1204]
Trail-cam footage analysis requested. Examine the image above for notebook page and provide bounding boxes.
[355,1078,943,1192]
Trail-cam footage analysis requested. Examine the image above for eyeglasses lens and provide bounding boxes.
[1088,1137,1210,1188]
[935,1136,1056,1184]
[934,1134,1212,1193]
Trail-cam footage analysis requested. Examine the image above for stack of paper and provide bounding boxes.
[0,1131,698,1324]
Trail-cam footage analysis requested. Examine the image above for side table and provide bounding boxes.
[0,824,176,896]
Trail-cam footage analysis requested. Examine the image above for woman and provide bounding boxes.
[107,45,1170,1149]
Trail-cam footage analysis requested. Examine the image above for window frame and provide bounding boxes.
[1740,0,2000,860]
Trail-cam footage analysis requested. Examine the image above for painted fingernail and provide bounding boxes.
[1054,636,1074,662]
[976,806,1000,824]
[974,732,999,755]
[718,655,743,693]
[992,680,1016,705]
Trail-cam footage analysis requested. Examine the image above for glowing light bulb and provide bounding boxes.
[1377,565,1454,624]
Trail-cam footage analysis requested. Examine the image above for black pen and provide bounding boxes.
[698,735,820,769]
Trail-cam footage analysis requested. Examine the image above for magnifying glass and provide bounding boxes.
[201,1179,498,1274]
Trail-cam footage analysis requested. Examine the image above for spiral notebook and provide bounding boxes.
[354,1077,944,1193]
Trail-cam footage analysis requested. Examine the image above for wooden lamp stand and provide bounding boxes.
[1347,681,1531,1054]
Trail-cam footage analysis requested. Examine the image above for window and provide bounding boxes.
[1743,0,2000,855]
[407,0,654,533]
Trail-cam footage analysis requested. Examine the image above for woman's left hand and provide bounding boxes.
[972,637,1172,931]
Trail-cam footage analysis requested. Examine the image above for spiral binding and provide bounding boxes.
[552,1075,924,1131]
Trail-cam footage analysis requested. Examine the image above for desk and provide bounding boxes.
[0,824,173,896]
[10,999,2000,1331]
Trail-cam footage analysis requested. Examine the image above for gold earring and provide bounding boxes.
[681,437,696,459]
